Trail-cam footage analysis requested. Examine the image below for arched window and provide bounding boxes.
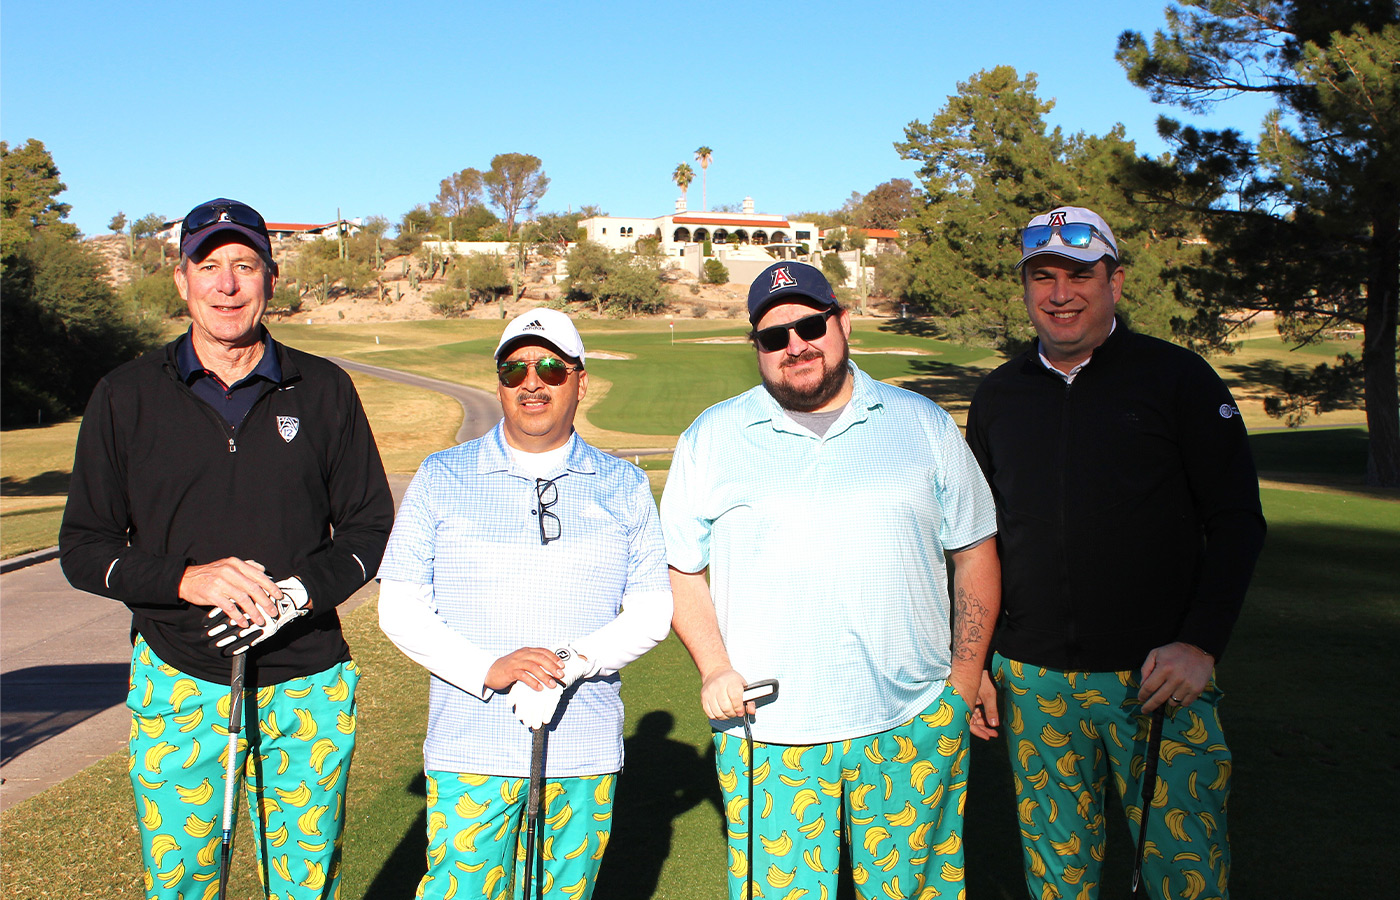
[753,230,768,244]
[714,229,729,244]
[734,230,749,244]
[771,231,787,243]
[694,228,710,242]
[673,227,692,242]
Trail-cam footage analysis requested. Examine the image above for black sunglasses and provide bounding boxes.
[536,477,561,545]
[181,201,268,243]
[751,307,838,353]
[497,357,579,388]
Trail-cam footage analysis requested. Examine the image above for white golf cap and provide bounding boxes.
[495,308,586,364]
[1018,206,1119,267]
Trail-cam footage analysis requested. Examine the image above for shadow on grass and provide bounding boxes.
[595,711,721,899]
[1248,427,1369,480]
[361,772,428,898]
[878,318,948,338]
[1,470,71,496]
[899,359,993,417]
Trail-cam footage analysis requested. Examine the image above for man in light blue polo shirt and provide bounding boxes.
[378,308,673,900]
[662,262,1000,900]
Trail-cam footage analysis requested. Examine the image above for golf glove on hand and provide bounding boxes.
[508,646,597,729]
[509,679,563,730]
[206,577,310,656]
[552,644,598,689]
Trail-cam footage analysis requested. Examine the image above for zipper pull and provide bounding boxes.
[228,437,237,454]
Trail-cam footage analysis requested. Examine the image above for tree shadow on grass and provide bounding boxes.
[899,359,993,418]
[1,470,71,496]
[0,663,128,765]
[878,318,948,338]
[361,772,427,899]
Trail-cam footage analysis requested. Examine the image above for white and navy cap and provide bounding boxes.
[495,308,586,364]
[1018,206,1119,268]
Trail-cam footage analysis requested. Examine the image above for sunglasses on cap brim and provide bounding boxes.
[182,202,268,242]
[1021,222,1115,254]
[497,357,579,387]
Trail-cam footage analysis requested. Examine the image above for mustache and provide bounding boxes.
[779,349,824,368]
[515,389,550,402]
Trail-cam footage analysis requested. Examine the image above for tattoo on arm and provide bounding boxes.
[952,584,991,662]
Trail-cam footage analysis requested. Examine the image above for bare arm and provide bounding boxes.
[948,539,1001,739]
[669,566,750,720]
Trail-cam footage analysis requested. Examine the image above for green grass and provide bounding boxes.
[0,505,65,558]
[5,482,1396,898]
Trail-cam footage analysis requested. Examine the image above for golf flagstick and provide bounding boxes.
[522,727,547,900]
[218,653,247,900]
[1132,705,1166,897]
[741,680,779,900]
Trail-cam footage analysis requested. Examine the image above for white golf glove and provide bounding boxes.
[508,645,598,729]
[206,577,310,656]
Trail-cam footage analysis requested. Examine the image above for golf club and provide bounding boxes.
[1131,705,1166,897]
[217,653,247,900]
[741,679,779,900]
[521,726,547,900]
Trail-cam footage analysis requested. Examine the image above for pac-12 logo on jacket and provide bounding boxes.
[277,416,300,442]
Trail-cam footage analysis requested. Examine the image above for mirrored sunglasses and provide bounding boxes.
[1021,222,1115,253]
[752,307,838,353]
[497,357,578,388]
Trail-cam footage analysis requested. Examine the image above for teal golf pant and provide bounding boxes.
[713,688,972,900]
[416,770,615,900]
[993,654,1231,900]
[127,635,358,900]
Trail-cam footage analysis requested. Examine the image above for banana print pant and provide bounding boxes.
[992,654,1231,900]
[126,635,358,900]
[712,688,972,900]
[416,770,615,900]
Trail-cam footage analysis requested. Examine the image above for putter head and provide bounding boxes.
[742,679,779,706]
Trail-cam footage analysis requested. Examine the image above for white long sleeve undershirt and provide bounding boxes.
[377,579,672,697]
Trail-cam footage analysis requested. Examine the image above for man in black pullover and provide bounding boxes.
[966,206,1265,900]
[60,199,393,900]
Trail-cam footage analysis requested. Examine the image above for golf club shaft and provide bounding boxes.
[522,727,546,900]
[218,654,247,899]
[1131,705,1166,896]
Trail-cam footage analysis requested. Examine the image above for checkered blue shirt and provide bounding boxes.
[378,424,670,776]
[661,363,996,744]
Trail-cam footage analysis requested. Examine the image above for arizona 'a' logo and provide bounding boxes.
[769,266,798,292]
[1047,210,1068,226]
[277,416,300,443]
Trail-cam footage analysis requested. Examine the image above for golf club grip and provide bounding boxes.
[527,727,546,816]
[221,656,247,832]
[1131,706,1166,895]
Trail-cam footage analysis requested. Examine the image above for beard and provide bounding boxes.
[760,342,851,412]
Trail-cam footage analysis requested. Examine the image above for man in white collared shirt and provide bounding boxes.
[377,308,672,900]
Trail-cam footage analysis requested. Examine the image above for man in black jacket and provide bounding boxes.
[966,206,1265,900]
[60,199,393,900]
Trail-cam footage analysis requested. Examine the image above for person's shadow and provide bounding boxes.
[594,710,718,899]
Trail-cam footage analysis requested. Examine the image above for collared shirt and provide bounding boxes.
[661,363,997,744]
[1037,318,1116,384]
[377,425,671,777]
[175,328,281,427]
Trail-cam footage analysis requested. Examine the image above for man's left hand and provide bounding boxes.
[1138,641,1215,712]
[206,577,310,656]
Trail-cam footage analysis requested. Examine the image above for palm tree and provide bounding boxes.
[672,163,695,205]
[694,146,713,211]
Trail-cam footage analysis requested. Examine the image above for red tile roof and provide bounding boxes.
[671,216,791,228]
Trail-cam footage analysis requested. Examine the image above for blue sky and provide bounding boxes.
[2,1,1275,236]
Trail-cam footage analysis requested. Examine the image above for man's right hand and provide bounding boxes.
[485,648,565,693]
[179,558,280,628]
[700,667,751,720]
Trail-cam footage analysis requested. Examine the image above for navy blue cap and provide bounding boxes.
[179,198,273,260]
[747,262,837,325]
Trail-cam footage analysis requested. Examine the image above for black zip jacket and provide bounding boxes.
[60,333,394,684]
[966,323,1266,671]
